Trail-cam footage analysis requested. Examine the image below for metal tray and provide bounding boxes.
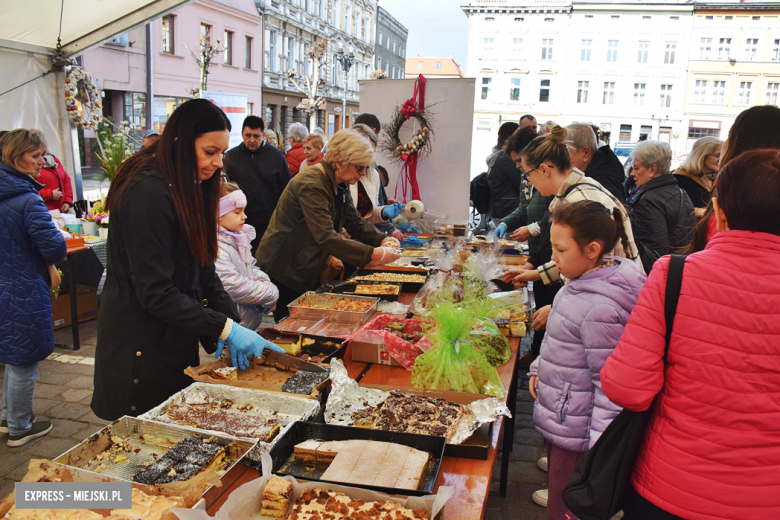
[317,280,402,302]
[288,292,379,324]
[351,269,430,294]
[269,421,445,496]
[259,328,345,362]
[53,416,255,484]
[139,382,320,462]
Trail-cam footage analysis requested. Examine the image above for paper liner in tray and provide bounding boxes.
[343,314,432,370]
[140,382,320,462]
[170,453,453,520]
[323,360,511,445]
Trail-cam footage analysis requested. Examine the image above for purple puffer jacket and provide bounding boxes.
[529,256,646,452]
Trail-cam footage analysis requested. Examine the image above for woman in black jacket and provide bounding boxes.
[627,140,696,273]
[91,100,283,421]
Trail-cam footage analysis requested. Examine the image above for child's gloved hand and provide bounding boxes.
[382,203,404,219]
[215,323,286,370]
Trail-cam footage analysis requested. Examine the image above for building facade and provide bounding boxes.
[405,56,464,78]
[682,3,780,151]
[375,6,408,80]
[260,0,377,137]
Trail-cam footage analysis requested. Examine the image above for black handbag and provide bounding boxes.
[561,254,686,520]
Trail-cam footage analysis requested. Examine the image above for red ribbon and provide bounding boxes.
[395,74,426,203]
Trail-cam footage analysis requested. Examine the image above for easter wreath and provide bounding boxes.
[64,67,102,130]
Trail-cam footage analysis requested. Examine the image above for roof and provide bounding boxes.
[405,57,464,78]
[0,0,194,57]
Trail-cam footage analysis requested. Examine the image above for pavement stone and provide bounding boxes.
[78,410,110,425]
[49,419,91,439]
[6,460,32,481]
[45,403,91,421]
[24,436,79,459]
[36,371,78,386]
[0,479,13,501]
[32,383,65,400]
[33,398,59,414]
[62,375,94,389]
[60,388,93,403]
[516,401,535,414]
[0,453,31,478]
[515,428,545,446]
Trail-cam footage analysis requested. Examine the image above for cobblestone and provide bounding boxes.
[60,388,93,403]
[46,403,91,421]
[63,376,95,389]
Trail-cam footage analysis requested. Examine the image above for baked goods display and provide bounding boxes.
[293,440,346,462]
[155,398,281,441]
[354,283,401,296]
[2,508,104,520]
[353,273,427,284]
[402,249,427,257]
[108,488,185,520]
[261,475,292,518]
[209,366,238,380]
[297,439,430,490]
[132,436,227,485]
[379,320,425,343]
[281,370,330,395]
[350,391,463,442]
[287,488,430,520]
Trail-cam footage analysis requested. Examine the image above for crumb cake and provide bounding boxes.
[132,436,226,485]
[158,402,281,442]
[209,366,238,380]
[261,475,292,518]
[287,488,429,520]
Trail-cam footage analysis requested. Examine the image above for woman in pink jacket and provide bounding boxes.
[601,149,780,520]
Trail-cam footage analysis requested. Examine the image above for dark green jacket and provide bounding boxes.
[256,161,386,293]
[500,186,554,253]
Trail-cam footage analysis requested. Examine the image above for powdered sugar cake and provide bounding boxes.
[320,440,429,491]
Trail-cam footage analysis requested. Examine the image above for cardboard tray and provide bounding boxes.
[259,328,345,362]
[268,421,445,496]
[184,359,330,402]
[356,385,493,460]
[351,269,430,294]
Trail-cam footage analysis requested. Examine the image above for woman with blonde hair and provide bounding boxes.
[673,136,722,216]
[0,129,67,446]
[257,129,401,319]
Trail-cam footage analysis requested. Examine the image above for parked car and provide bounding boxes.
[613,142,636,166]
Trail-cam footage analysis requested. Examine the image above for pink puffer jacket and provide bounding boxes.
[601,230,780,520]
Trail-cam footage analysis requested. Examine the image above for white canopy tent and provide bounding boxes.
[0,0,193,197]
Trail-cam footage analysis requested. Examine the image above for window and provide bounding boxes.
[577,81,589,103]
[162,15,174,53]
[665,42,676,64]
[539,79,550,102]
[670,16,679,20]
[619,124,632,141]
[725,16,732,20]
[481,78,491,100]
[752,16,760,20]
[512,38,523,59]
[718,38,732,59]
[400,47,404,57]
[694,80,707,103]
[393,41,396,53]
[712,81,726,104]
[303,43,309,75]
[391,65,395,78]
[435,62,441,69]
[269,31,277,71]
[611,15,620,19]
[245,36,252,68]
[345,6,351,33]
[542,39,553,60]
[767,82,780,105]
[200,23,211,41]
[660,84,672,107]
[745,38,758,60]
[333,0,339,26]
[640,125,652,140]
[109,34,129,46]
[738,81,753,105]
[223,31,233,65]
[377,56,382,69]
[485,17,495,22]
[544,18,554,22]
[509,78,521,101]
[688,126,720,139]
[378,31,382,46]
[515,17,524,22]
[637,41,649,63]
[585,15,593,18]
[773,39,780,60]
[700,37,712,59]
[607,40,618,62]
[386,37,390,50]
[483,37,494,57]
[287,37,294,69]
[705,15,713,20]
[417,60,423,69]
[581,39,592,61]
[603,81,615,104]
[643,15,651,20]
[633,83,646,105]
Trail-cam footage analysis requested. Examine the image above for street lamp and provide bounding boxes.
[334,39,356,128]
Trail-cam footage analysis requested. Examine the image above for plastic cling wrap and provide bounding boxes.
[469,319,511,367]
[411,302,506,399]
[409,248,464,317]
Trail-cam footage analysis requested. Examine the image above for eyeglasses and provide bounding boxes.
[356,165,371,173]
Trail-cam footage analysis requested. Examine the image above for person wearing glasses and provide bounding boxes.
[256,129,402,320]
[673,136,722,218]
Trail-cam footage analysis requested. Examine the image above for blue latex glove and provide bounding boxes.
[215,323,286,370]
[495,223,507,238]
[382,202,404,219]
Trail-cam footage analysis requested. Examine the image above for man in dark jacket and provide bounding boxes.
[224,116,291,254]
[566,123,626,203]
[487,122,521,222]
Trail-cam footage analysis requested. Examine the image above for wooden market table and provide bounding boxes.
[205,292,522,520]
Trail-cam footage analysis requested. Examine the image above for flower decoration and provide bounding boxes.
[64,67,102,130]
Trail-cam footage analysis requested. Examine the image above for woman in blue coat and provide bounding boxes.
[0,129,67,447]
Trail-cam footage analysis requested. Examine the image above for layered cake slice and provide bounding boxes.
[209,366,238,380]
[293,440,323,461]
[315,440,346,463]
[260,475,292,518]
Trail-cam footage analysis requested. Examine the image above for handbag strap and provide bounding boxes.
[663,254,686,360]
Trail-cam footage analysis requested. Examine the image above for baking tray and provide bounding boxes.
[269,421,445,496]
[351,269,430,294]
[259,328,345,362]
[139,382,320,462]
[53,416,254,484]
[288,292,379,324]
[317,280,402,302]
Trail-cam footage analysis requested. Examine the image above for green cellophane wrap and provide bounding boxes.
[469,318,511,367]
[411,301,506,399]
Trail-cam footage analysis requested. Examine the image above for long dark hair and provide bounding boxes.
[550,200,629,261]
[107,99,231,266]
[685,105,780,253]
[716,149,780,236]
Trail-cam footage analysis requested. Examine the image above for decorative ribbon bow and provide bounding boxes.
[395,74,426,203]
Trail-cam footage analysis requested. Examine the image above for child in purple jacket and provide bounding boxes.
[528,200,646,519]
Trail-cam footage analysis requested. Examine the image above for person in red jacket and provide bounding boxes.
[285,122,309,176]
[38,153,73,212]
[600,149,780,520]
